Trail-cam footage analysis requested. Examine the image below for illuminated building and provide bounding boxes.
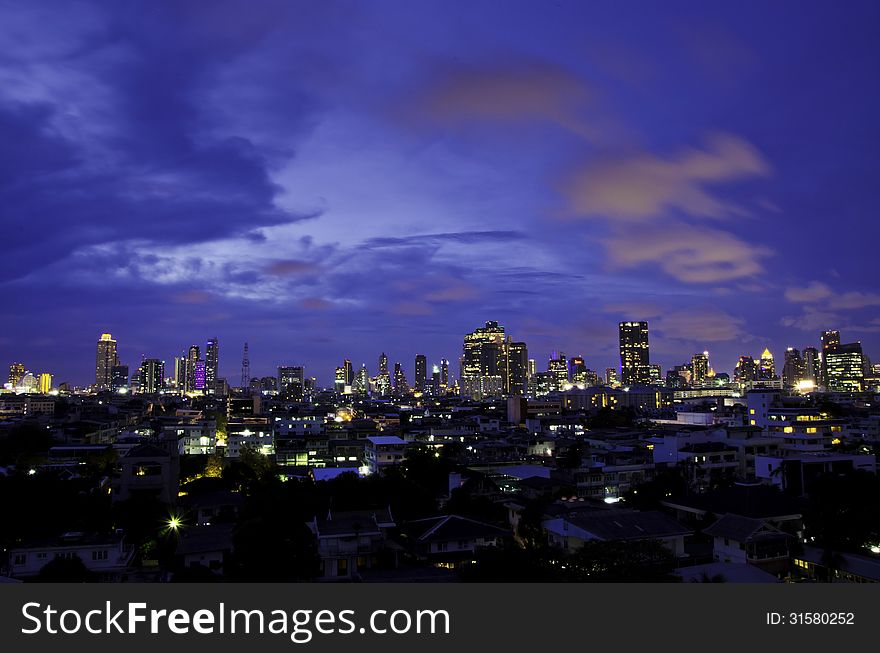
[824,341,864,392]
[354,364,370,395]
[7,362,25,387]
[547,354,568,390]
[335,366,346,393]
[110,365,129,393]
[734,356,757,386]
[343,358,353,387]
[185,345,200,393]
[758,348,776,381]
[569,356,587,386]
[802,347,820,385]
[691,352,709,387]
[431,365,441,394]
[95,333,118,390]
[194,361,206,391]
[376,353,391,397]
[393,362,409,396]
[820,330,841,387]
[460,321,527,398]
[138,358,165,394]
[38,372,52,394]
[205,338,219,394]
[619,321,651,385]
[782,348,804,388]
[278,366,305,399]
[440,358,449,390]
[414,354,427,393]
[605,367,619,387]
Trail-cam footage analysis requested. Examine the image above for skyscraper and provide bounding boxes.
[186,344,200,393]
[38,373,52,394]
[414,354,427,393]
[691,352,709,387]
[440,358,449,389]
[460,321,527,398]
[7,362,25,387]
[278,366,305,399]
[111,365,129,393]
[824,341,864,392]
[782,348,804,388]
[734,356,757,386]
[820,330,841,387]
[758,348,776,380]
[95,333,118,390]
[343,358,353,387]
[205,338,219,394]
[548,353,568,390]
[619,321,650,385]
[138,359,165,394]
[802,347,820,385]
[503,339,528,395]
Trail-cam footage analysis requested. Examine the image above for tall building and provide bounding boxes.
[820,330,841,387]
[335,366,347,393]
[569,356,587,386]
[802,347,820,385]
[354,364,370,395]
[758,348,776,381]
[734,356,757,386]
[343,359,353,387]
[393,362,409,396]
[691,352,710,387]
[138,359,165,394]
[503,339,528,395]
[278,366,305,399]
[619,321,650,385]
[379,352,389,376]
[194,361,206,391]
[205,338,219,394]
[824,341,865,392]
[7,362,25,387]
[605,367,619,387]
[414,354,427,393]
[38,373,52,394]
[111,365,129,393]
[782,348,804,388]
[185,345,200,393]
[95,333,118,390]
[461,321,506,398]
[548,353,569,390]
[440,358,449,389]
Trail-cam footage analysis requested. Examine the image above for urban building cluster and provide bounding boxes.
[1,320,879,583]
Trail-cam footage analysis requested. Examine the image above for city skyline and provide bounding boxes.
[3,2,880,390]
[4,320,875,390]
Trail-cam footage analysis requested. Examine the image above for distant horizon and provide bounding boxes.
[4,320,871,389]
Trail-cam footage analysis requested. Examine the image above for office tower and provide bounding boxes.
[138,358,165,394]
[802,347,820,384]
[335,366,346,393]
[205,338,219,393]
[241,342,250,391]
[440,358,449,389]
[648,364,663,385]
[619,321,650,385]
[110,365,129,393]
[782,348,804,388]
[194,360,206,391]
[548,352,568,390]
[820,330,841,387]
[503,339,529,395]
[174,357,187,391]
[393,362,409,395]
[95,333,118,390]
[183,345,200,393]
[665,368,686,389]
[7,362,25,387]
[691,352,710,387]
[278,366,305,399]
[734,356,757,386]
[379,352,389,376]
[431,365,441,394]
[824,341,865,392]
[343,359,353,387]
[758,348,776,380]
[354,364,370,395]
[38,373,52,394]
[414,354,427,393]
[605,367,619,387]
[569,356,587,386]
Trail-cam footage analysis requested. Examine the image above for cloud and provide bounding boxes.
[563,133,771,221]
[785,281,880,309]
[265,259,321,276]
[653,308,748,343]
[412,60,601,138]
[602,221,770,283]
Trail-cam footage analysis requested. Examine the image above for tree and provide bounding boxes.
[567,539,680,582]
[36,555,95,582]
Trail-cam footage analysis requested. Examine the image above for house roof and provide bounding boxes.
[798,545,880,581]
[175,524,234,556]
[662,483,802,520]
[367,436,406,446]
[312,508,395,537]
[703,514,774,542]
[404,515,509,543]
[566,510,692,541]
[123,443,170,459]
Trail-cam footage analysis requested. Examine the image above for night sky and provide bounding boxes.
[2,0,880,386]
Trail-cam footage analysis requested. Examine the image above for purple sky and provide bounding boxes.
[2,0,880,386]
